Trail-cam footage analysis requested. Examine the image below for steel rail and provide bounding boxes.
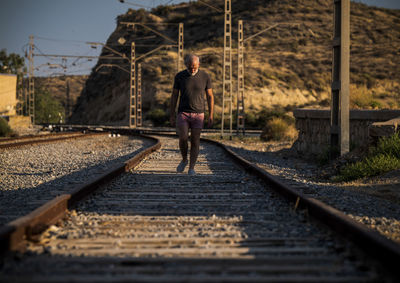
[2,127,400,277]
[0,131,82,143]
[0,133,161,254]
[127,129,400,277]
[202,137,400,278]
[0,132,108,149]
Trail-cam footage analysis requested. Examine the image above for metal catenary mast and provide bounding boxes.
[237,19,245,135]
[221,0,232,138]
[28,35,35,124]
[129,42,137,128]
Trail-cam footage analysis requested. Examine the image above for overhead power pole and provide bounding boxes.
[121,21,183,128]
[178,23,184,72]
[28,35,35,124]
[221,0,232,138]
[66,79,70,121]
[330,0,350,157]
[16,75,23,116]
[129,42,137,128]
[137,63,142,127]
[237,20,245,135]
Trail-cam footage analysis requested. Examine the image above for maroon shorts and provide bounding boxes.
[176,112,204,129]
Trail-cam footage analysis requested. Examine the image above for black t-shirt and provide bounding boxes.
[173,69,212,113]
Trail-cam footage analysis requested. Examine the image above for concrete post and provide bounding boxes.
[330,0,350,156]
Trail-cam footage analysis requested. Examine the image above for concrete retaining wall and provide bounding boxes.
[293,109,400,155]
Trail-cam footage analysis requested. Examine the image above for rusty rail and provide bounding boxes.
[2,128,400,277]
[0,131,109,149]
[202,137,400,277]
[0,133,161,253]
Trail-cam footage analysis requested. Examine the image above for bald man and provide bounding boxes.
[170,54,214,175]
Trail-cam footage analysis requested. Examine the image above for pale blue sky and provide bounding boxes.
[0,0,398,76]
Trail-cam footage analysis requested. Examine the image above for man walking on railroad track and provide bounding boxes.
[170,54,214,175]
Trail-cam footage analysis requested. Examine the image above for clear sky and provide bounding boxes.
[0,0,399,76]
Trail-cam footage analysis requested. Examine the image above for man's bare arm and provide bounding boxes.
[170,88,179,127]
[206,88,214,128]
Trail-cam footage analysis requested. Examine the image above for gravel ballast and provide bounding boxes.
[215,138,400,244]
[0,134,152,226]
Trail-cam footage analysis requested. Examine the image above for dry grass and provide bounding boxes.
[350,81,400,109]
[350,84,375,109]
[261,117,298,141]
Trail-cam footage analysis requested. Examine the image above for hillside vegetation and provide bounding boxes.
[34,75,88,121]
[70,0,400,126]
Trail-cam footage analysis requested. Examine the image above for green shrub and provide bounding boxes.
[371,132,400,159]
[335,133,400,181]
[336,154,400,182]
[35,87,65,124]
[147,108,168,126]
[369,100,382,109]
[0,117,12,137]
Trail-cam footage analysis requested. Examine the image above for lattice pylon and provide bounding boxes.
[221,0,232,137]
[28,35,35,124]
[237,20,245,135]
[178,23,184,72]
[129,42,137,128]
[16,75,23,115]
[137,63,142,127]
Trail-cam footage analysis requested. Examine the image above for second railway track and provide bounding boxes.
[1,135,393,282]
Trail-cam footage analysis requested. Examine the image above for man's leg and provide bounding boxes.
[178,124,189,162]
[189,128,201,170]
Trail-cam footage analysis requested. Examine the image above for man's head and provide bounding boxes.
[184,54,200,75]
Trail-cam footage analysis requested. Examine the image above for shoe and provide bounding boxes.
[176,160,188,173]
[188,169,196,176]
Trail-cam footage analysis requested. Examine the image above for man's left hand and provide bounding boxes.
[207,116,213,128]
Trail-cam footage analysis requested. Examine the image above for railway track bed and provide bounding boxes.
[1,135,393,282]
[0,133,151,226]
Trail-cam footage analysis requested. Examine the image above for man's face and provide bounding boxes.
[187,60,199,75]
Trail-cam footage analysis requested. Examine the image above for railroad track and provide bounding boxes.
[0,131,107,149]
[0,134,398,282]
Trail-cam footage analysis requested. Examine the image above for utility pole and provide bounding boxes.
[28,35,35,124]
[16,74,23,116]
[120,21,183,72]
[62,57,70,123]
[237,19,245,135]
[121,21,183,128]
[129,42,137,128]
[24,80,28,116]
[66,79,70,122]
[221,0,232,138]
[137,63,142,127]
[178,22,184,72]
[330,0,350,157]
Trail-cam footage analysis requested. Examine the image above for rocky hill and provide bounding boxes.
[70,0,400,126]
